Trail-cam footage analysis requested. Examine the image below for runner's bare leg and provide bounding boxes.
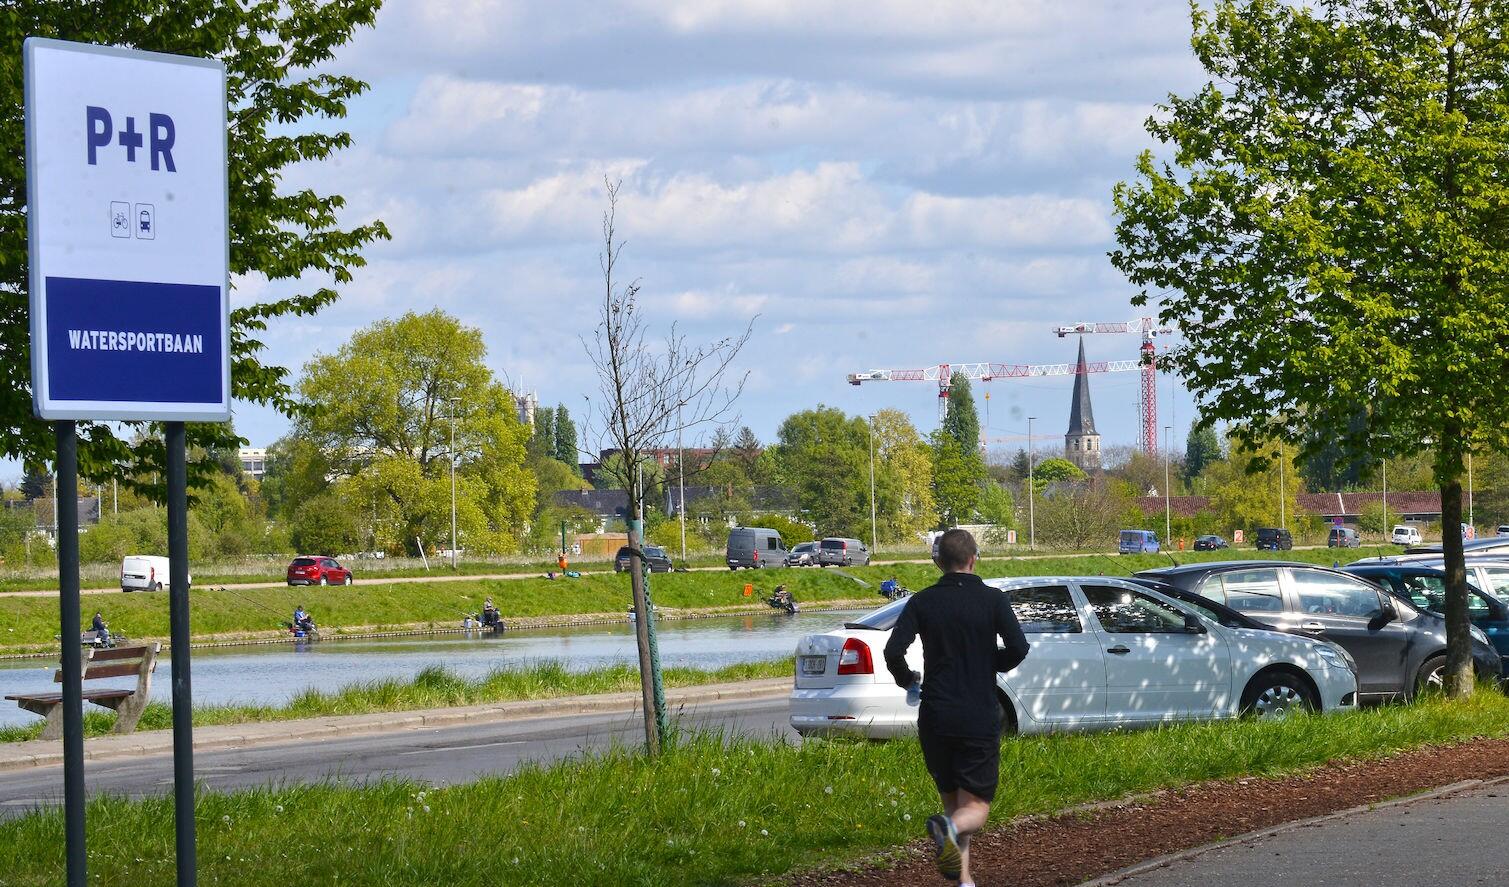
[945,789,990,884]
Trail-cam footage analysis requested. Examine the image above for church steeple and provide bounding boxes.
[1064,339,1101,469]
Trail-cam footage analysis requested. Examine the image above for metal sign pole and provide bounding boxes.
[56,420,86,887]
[165,421,196,886]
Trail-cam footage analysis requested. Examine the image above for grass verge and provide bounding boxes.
[0,659,790,743]
[1,693,1507,886]
[0,546,1374,653]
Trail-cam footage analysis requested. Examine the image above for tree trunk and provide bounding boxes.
[1439,477,1475,697]
[626,519,661,755]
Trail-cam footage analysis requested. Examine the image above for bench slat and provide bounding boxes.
[87,645,154,662]
[53,662,147,682]
[6,689,134,704]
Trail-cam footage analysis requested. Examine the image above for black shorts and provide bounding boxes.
[918,724,1000,802]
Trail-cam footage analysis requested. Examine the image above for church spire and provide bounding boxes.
[1064,338,1101,469]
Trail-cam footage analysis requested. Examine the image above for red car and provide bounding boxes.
[286,556,353,587]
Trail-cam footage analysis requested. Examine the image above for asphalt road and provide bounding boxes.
[1111,781,1509,887]
[0,696,794,818]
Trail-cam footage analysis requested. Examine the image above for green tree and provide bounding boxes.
[298,310,536,553]
[259,435,334,523]
[0,2,387,489]
[769,407,869,537]
[290,492,362,556]
[940,374,982,452]
[1112,0,1509,693]
[976,481,1017,543]
[871,409,937,542]
[1184,423,1224,482]
[930,436,981,528]
[1202,442,1305,538]
[1036,478,1135,550]
[553,405,579,469]
[1031,457,1088,490]
[529,409,557,462]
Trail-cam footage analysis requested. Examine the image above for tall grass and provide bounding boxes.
[0,659,791,743]
[1,694,1506,886]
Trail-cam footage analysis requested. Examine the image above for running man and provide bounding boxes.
[882,528,1029,886]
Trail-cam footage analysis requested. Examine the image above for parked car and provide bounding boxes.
[785,541,818,567]
[1328,527,1361,548]
[726,527,786,570]
[1497,525,1509,538]
[1350,554,1509,604]
[1341,563,1509,671]
[1404,537,1509,556]
[1254,527,1293,550]
[817,537,870,567]
[1391,525,1423,545]
[1193,535,1228,551]
[286,556,353,586]
[120,555,191,592]
[614,545,673,573]
[1118,529,1161,554]
[1135,561,1501,700]
[789,576,1357,738]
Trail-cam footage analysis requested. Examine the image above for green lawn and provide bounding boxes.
[1,692,1505,886]
[0,547,1378,653]
[0,659,790,743]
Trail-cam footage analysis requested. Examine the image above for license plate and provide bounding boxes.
[800,655,827,676]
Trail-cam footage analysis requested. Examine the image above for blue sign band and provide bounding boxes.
[45,276,224,404]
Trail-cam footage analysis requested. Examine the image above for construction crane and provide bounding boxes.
[1053,317,1174,453]
[846,359,1140,423]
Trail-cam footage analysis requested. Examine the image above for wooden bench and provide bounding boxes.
[5,643,160,741]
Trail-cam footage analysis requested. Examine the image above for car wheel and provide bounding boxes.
[319,576,328,586]
[1415,655,1448,698]
[996,692,1019,736]
[344,575,353,586]
[152,582,162,592]
[1240,671,1316,719]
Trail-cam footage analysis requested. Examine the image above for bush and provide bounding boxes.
[748,513,814,545]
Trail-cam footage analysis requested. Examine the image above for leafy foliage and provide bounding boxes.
[0,1,388,487]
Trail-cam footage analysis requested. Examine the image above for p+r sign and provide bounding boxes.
[25,38,230,422]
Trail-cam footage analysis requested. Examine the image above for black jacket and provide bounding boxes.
[882,572,1030,737]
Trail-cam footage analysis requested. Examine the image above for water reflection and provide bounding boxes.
[0,608,866,728]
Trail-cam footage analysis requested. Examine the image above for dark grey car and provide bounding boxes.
[1136,561,1501,701]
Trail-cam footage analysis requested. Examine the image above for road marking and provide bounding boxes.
[397,739,529,756]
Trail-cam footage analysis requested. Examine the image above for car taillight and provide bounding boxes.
[836,637,873,675]
[753,550,759,562]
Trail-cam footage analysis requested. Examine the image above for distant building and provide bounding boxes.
[238,447,268,479]
[1063,339,1102,470]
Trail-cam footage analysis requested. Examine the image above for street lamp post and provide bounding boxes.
[1163,425,1172,543]
[677,407,686,562]
[449,397,459,570]
[867,415,878,555]
[1279,450,1286,533]
[1027,416,1036,551]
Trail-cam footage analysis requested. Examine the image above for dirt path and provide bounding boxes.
[781,737,1509,887]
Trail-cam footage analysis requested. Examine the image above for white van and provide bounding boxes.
[1390,525,1423,546]
[120,555,191,592]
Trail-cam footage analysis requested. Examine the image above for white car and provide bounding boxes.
[789,576,1358,738]
[1391,525,1423,545]
[120,555,191,592]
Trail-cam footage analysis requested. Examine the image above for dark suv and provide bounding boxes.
[1254,527,1293,550]
[615,545,672,573]
[1135,561,1501,701]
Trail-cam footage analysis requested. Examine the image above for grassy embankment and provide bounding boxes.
[0,541,1394,592]
[2,693,1507,886]
[0,548,1368,654]
[0,659,790,743]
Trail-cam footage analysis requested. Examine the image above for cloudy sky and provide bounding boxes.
[233,0,1209,459]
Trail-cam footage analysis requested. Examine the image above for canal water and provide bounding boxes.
[0,607,870,728]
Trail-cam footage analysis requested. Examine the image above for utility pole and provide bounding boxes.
[868,415,878,554]
[1468,450,1474,531]
[449,397,459,570]
[1164,425,1172,543]
[1027,416,1036,550]
[677,407,686,562]
[1382,456,1388,542]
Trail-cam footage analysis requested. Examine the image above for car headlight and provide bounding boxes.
[1313,643,1350,671]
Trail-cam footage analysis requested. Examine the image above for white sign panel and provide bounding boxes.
[25,38,229,421]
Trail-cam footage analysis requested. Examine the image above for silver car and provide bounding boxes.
[785,542,818,566]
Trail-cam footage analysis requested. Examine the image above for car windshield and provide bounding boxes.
[292,558,316,566]
[616,547,631,558]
